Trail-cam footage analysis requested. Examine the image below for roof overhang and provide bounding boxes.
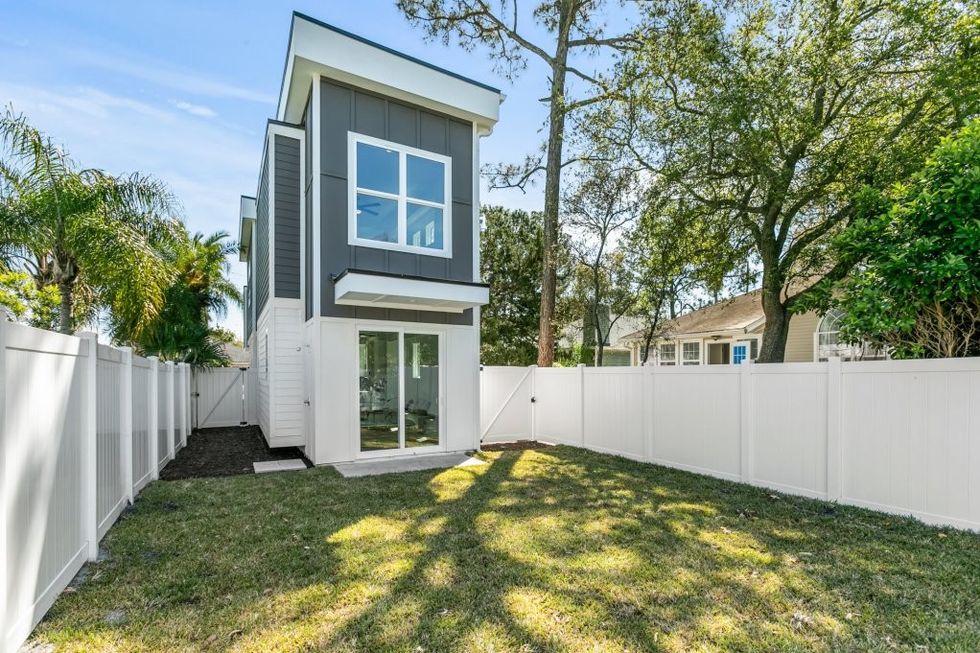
[278,13,503,130]
[239,196,256,262]
[333,269,489,314]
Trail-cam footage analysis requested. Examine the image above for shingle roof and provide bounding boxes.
[622,290,767,342]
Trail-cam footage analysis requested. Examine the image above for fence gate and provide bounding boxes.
[479,366,534,442]
[194,367,249,429]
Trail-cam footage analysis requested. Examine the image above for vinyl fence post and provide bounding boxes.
[577,363,586,446]
[165,361,175,462]
[528,364,537,441]
[177,363,187,449]
[119,347,134,504]
[739,358,754,484]
[148,356,159,481]
[185,364,192,436]
[826,356,843,501]
[79,332,99,561]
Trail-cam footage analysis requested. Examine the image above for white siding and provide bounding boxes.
[255,306,272,439]
[271,302,304,445]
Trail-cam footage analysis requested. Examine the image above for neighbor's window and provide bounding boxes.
[659,343,676,366]
[682,341,701,365]
[349,133,451,256]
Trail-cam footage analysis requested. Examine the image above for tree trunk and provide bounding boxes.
[757,283,790,363]
[57,277,73,334]
[536,9,572,368]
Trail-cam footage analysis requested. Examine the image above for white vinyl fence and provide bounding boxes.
[1,320,192,653]
[482,359,980,532]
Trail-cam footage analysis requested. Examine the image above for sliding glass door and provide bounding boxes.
[358,329,441,455]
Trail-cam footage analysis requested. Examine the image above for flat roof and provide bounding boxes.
[292,12,501,94]
[277,12,503,128]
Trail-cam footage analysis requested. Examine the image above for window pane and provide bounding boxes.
[407,203,443,250]
[356,194,398,243]
[356,142,398,194]
[406,154,444,203]
[404,333,439,448]
[359,331,400,451]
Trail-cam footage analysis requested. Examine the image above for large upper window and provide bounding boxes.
[348,133,452,257]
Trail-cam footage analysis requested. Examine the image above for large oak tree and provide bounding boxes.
[599,0,977,361]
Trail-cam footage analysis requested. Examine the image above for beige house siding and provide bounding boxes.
[784,311,819,362]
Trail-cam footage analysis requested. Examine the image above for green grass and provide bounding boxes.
[32,447,979,652]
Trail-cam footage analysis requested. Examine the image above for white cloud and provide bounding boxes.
[67,47,276,105]
[170,100,217,118]
[1,80,256,336]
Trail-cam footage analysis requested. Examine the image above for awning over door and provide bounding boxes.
[333,269,489,313]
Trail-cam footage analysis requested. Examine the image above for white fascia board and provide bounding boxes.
[239,196,256,262]
[334,272,489,314]
[279,15,502,128]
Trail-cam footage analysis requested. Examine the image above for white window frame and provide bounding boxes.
[681,340,702,366]
[658,342,676,366]
[354,323,446,459]
[347,132,453,258]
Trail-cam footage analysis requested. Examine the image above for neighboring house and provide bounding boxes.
[561,308,645,366]
[218,342,250,368]
[620,289,884,365]
[239,12,502,464]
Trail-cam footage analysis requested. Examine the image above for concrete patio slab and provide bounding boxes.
[253,459,308,474]
[331,453,485,478]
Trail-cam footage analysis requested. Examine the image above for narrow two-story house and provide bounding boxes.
[239,12,502,464]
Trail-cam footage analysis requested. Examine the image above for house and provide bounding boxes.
[560,308,644,366]
[620,288,883,365]
[239,13,502,464]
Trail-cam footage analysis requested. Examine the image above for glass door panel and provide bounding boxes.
[404,333,439,448]
[359,331,400,452]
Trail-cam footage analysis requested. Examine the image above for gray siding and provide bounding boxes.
[318,79,474,325]
[273,134,301,299]
[255,156,270,318]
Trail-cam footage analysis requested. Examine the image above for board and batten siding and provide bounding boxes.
[317,79,475,326]
[273,134,302,299]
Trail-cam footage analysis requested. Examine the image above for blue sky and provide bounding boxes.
[1,1,620,338]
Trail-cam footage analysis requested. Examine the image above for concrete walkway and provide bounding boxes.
[332,453,485,478]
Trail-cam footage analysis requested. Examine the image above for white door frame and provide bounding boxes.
[353,322,446,459]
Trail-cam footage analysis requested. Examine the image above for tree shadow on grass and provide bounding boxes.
[31,446,980,652]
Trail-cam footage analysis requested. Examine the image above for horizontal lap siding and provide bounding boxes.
[319,79,474,326]
[274,134,301,299]
[255,156,271,318]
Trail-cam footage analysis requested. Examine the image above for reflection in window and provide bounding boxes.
[659,343,676,366]
[682,342,701,365]
[356,142,398,194]
[407,203,443,249]
[404,333,439,448]
[355,194,398,243]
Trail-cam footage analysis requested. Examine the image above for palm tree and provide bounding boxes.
[131,230,243,366]
[0,109,181,334]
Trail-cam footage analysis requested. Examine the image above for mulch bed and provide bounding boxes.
[480,440,555,452]
[160,426,311,480]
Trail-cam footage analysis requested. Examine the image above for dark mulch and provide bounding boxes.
[160,425,310,480]
[480,440,555,452]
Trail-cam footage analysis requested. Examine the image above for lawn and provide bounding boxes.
[31,446,979,652]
